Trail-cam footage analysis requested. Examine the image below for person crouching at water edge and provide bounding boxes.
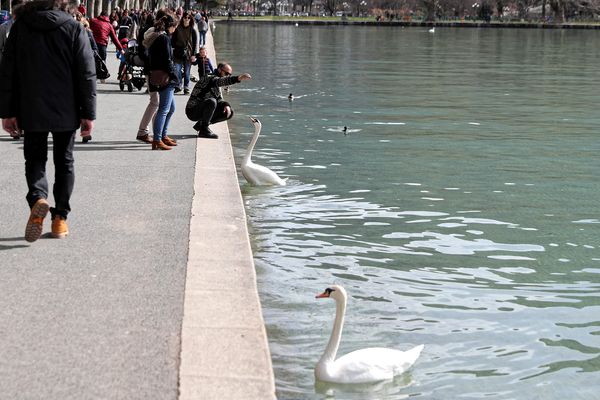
[184,63,251,139]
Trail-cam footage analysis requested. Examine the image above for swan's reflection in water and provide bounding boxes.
[315,373,413,399]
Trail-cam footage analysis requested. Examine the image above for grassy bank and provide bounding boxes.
[213,16,600,29]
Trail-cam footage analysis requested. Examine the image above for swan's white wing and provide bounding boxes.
[329,345,423,384]
[241,161,286,186]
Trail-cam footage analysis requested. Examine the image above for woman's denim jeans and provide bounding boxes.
[174,61,192,90]
[153,86,175,141]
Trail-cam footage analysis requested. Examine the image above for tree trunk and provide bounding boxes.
[542,0,546,20]
[87,0,94,17]
[94,0,102,16]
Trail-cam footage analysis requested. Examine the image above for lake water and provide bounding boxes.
[214,24,600,399]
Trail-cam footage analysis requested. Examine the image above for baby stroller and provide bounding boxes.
[118,39,146,92]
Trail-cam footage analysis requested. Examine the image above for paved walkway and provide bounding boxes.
[0,30,275,400]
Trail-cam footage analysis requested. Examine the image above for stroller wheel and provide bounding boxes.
[119,81,125,91]
[127,81,134,92]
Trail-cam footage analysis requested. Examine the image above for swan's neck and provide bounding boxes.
[243,125,261,165]
[319,295,346,364]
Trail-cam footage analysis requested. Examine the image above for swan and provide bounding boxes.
[315,285,424,384]
[428,27,435,33]
[241,118,287,186]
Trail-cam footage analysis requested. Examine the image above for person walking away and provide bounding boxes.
[171,11,197,95]
[198,13,208,46]
[0,0,96,242]
[89,9,124,79]
[185,62,251,139]
[146,13,178,150]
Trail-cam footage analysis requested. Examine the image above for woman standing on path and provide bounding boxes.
[172,11,197,95]
[147,13,178,150]
[135,11,158,143]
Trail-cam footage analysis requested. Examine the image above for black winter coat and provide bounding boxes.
[147,33,177,92]
[0,3,96,132]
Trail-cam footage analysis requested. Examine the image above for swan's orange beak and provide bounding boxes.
[316,291,330,299]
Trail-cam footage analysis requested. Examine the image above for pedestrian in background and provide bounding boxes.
[89,10,124,68]
[172,11,197,95]
[198,12,209,46]
[0,0,96,242]
[0,0,23,68]
[194,45,214,78]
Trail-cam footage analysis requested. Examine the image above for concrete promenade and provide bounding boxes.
[0,30,275,399]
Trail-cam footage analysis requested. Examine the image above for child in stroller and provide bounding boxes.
[118,38,146,92]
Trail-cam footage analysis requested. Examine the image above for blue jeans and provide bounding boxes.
[153,86,175,141]
[174,61,191,90]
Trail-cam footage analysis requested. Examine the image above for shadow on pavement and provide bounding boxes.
[0,237,29,251]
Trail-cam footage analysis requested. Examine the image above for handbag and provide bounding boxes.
[94,51,110,80]
[149,70,169,88]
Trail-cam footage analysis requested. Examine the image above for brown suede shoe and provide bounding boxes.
[152,140,172,150]
[136,134,153,144]
[162,136,178,146]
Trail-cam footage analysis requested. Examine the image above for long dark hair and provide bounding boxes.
[154,13,176,32]
[178,11,195,28]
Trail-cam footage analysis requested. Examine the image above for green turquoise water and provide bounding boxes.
[215,24,600,399]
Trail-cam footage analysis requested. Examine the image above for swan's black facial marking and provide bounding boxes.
[324,288,335,296]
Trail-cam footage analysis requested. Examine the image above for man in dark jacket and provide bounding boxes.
[0,0,96,242]
[185,63,251,139]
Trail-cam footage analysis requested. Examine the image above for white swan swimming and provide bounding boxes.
[315,285,424,384]
[241,118,287,186]
[428,27,435,33]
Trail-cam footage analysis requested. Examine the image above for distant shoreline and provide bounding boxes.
[214,18,600,30]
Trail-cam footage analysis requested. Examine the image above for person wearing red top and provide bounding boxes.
[89,10,123,64]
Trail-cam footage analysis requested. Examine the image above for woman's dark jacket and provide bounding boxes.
[171,25,197,64]
[147,32,177,92]
[0,1,96,131]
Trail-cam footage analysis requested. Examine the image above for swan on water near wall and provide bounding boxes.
[241,118,287,186]
[315,285,424,384]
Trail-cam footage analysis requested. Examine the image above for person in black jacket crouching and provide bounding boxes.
[0,0,96,242]
[185,63,251,139]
